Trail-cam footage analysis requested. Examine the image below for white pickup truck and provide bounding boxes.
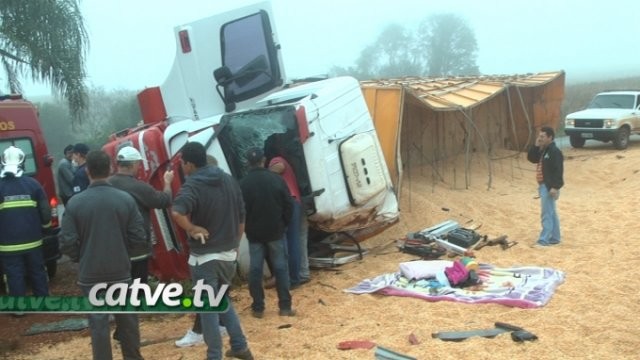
[564,91,640,149]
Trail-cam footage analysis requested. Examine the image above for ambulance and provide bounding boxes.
[0,93,61,280]
[102,1,399,281]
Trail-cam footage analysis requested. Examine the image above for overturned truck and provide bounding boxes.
[102,2,398,281]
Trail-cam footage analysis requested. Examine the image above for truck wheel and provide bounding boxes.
[613,127,630,150]
[46,260,57,279]
[569,136,585,148]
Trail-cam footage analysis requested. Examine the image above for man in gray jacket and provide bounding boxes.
[108,146,174,283]
[61,150,147,360]
[171,142,253,360]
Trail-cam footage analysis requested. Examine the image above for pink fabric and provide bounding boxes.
[269,156,301,201]
[444,260,470,286]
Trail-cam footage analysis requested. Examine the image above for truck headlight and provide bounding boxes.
[604,119,614,128]
[566,119,575,127]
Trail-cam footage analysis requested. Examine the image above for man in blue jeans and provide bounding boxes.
[171,142,253,360]
[527,126,564,247]
[240,147,295,318]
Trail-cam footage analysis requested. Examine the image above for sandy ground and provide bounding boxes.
[7,139,640,359]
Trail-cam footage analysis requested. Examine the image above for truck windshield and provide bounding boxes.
[587,94,635,109]
[218,106,296,179]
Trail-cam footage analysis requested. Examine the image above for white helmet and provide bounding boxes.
[1,146,25,178]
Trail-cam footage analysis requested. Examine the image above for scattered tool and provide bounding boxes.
[474,235,518,250]
[432,322,536,342]
[375,345,417,360]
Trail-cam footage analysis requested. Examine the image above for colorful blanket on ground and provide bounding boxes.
[344,264,565,308]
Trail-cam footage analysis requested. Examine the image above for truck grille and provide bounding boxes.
[575,119,603,128]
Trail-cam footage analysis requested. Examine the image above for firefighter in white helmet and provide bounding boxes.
[0,145,52,298]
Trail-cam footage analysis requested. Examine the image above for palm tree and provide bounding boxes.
[0,0,89,123]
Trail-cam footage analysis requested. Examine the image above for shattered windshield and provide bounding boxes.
[587,94,635,109]
[218,106,295,179]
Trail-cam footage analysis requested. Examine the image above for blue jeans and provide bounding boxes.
[249,238,291,312]
[0,249,49,296]
[285,200,302,285]
[80,284,142,360]
[190,259,248,360]
[538,184,561,245]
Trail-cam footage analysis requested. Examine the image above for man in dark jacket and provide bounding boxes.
[171,142,253,360]
[527,126,564,247]
[240,147,295,319]
[61,150,146,360]
[0,145,52,297]
[109,146,174,283]
[71,143,90,196]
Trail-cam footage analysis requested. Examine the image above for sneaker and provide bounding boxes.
[278,309,296,317]
[225,348,254,360]
[174,329,204,348]
[530,242,550,249]
[251,310,264,319]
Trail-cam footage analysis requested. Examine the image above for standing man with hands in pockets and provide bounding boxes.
[527,126,564,248]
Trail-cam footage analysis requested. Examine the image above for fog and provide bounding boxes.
[20,0,640,97]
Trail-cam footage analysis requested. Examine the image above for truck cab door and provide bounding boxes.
[160,1,285,121]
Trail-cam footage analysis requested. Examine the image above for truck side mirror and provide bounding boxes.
[214,66,232,84]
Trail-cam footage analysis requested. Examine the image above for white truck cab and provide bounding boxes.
[564,91,640,149]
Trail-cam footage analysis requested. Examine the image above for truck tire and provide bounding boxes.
[613,127,630,150]
[46,260,57,279]
[569,136,585,148]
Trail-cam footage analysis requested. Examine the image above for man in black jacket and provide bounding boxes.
[240,147,295,319]
[527,126,564,247]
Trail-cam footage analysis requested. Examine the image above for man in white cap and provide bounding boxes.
[0,145,52,298]
[108,146,174,343]
[108,146,174,283]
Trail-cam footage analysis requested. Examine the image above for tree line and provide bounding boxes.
[330,14,479,79]
[36,87,140,161]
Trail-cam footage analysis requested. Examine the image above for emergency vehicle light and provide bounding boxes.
[179,30,191,53]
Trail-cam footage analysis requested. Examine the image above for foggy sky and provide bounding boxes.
[20,0,640,97]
